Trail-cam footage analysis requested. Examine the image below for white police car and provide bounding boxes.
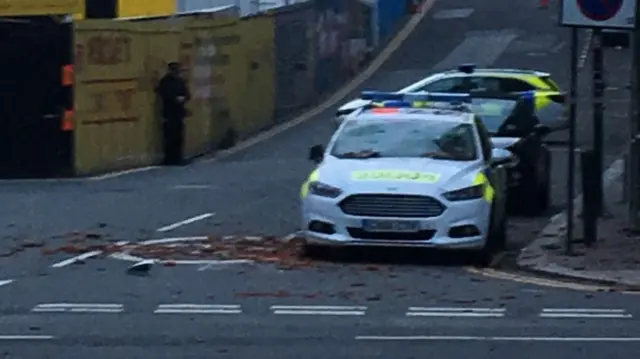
[301,92,515,265]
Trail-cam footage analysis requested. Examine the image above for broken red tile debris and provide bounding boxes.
[123,235,312,267]
[40,234,317,269]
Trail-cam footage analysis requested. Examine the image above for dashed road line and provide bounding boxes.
[0,279,13,287]
[32,303,124,313]
[355,335,640,342]
[0,335,55,341]
[154,304,242,314]
[270,305,367,316]
[406,307,506,318]
[540,308,632,319]
[156,213,215,232]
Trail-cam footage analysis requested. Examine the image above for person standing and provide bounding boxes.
[156,62,190,165]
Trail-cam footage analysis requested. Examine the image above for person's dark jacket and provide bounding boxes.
[156,74,190,119]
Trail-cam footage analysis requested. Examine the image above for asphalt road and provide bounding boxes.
[1,0,638,357]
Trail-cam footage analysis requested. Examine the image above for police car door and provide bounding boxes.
[474,117,506,220]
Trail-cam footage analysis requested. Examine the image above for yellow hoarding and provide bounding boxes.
[0,0,84,16]
[118,0,175,18]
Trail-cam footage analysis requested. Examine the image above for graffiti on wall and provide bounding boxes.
[315,8,347,60]
[191,36,216,106]
[75,31,138,125]
[210,34,240,117]
[82,82,138,125]
[76,33,133,72]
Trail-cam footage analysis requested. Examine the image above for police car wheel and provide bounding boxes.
[473,205,504,267]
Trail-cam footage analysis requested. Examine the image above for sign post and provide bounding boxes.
[560,0,636,253]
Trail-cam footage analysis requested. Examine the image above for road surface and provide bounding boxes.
[0,0,637,358]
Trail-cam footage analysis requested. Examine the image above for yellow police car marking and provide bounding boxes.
[473,172,494,203]
[351,170,441,183]
[300,169,320,198]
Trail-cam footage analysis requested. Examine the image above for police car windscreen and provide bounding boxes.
[470,98,517,133]
[330,119,477,161]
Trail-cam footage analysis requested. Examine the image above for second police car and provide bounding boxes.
[335,64,566,128]
[300,92,515,265]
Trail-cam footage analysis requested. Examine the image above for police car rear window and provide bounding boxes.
[330,120,478,161]
[470,98,517,133]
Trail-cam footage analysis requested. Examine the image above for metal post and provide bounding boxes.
[630,0,640,230]
[566,27,579,255]
[581,149,598,247]
[592,29,605,216]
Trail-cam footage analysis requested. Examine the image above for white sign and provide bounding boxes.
[561,0,636,29]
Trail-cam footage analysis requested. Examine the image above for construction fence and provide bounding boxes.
[70,0,413,175]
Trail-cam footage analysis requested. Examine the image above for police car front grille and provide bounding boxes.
[339,194,445,218]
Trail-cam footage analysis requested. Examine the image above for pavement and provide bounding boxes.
[2,0,640,358]
[516,43,640,288]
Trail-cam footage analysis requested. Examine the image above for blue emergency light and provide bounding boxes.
[517,90,536,105]
[379,100,412,108]
[360,91,471,104]
[360,91,404,101]
[457,63,476,74]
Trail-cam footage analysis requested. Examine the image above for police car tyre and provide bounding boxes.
[473,202,506,267]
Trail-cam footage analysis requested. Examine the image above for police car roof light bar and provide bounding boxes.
[360,91,472,104]
[360,91,404,101]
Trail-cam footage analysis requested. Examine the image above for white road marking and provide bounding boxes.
[270,305,367,316]
[432,29,519,70]
[139,236,209,245]
[433,8,474,20]
[50,250,103,268]
[355,335,640,342]
[406,307,505,318]
[88,166,159,181]
[0,335,55,340]
[169,185,217,190]
[156,213,214,232]
[540,308,632,319]
[0,279,13,287]
[154,304,242,314]
[32,303,124,313]
[50,240,128,268]
[578,30,593,69]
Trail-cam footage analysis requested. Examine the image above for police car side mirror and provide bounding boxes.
[491,148,515,167]
[533,124,551,137]
[308,145,324,163]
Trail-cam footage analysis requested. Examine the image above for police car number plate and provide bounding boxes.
[362,219,421,233]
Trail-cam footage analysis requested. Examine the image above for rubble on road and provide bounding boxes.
[42,234,316,269]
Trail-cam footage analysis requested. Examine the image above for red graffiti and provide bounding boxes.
[86,35,132,66]
[92,93,105,112]
[115,89,134,110]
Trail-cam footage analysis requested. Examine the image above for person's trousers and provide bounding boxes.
[163,118,185,165]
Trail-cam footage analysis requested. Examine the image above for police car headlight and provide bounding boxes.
[309,181,343,198]
[442,184,484,201]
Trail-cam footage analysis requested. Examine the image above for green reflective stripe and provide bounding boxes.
[300,169,320,198]
[473,172,494,203]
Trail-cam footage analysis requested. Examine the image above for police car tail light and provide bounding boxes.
[308,181,343,198]
[442,184,484,201]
